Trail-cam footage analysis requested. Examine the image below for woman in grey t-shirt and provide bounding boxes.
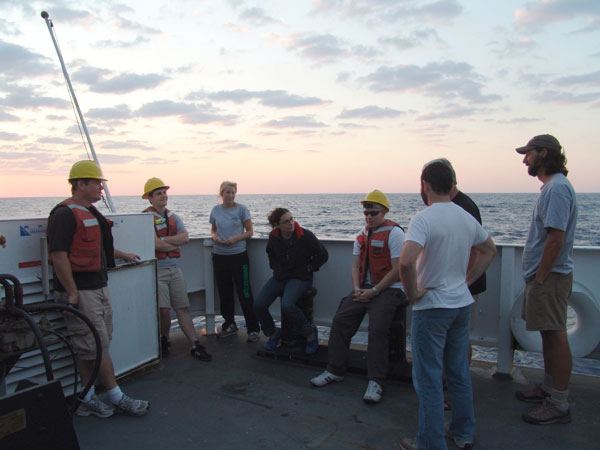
[209,181,260,340]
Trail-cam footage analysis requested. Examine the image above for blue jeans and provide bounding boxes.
[253,278,313,337]
[411,306,474,450]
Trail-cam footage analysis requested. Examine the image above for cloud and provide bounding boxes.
[205,89,328,107]
[0,85,70,109]
[262,115,327,128]
[95,36,151,49]
[0,111,19,121]
[0,17,20,37]
[338,122,377,129]
[97,153,138,164]
[336,72,353,83]
[181,111,238,125]
[496,117,543,124]
[0,40,55,79]
[337,105,405,119]
[553,70,600,87]
[43,7,95,26]
[360,61,501,104]
[417,105,477,120]
[239,7,280,26]
[285,32,381,64]
[137,100,197,117]
[531,89,600,104]
[493,38,538,57]
[287,33,348,63]
[570,17,600,34]
[71,66,168,94]
[311,0,463,25]
[110,16,161,35]
[0,131,23,141]
[86,104,134,120]
[37,137,76,145]
[515,0,600,33]
[98,140,153,150]
[136,100,235,125]
[379,28,443,50]
[90,73,168,94]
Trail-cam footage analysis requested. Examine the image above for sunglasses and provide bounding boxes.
[363,210,382,217]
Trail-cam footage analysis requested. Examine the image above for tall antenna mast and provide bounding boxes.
[41,11,117,212]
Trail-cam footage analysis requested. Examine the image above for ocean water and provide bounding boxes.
[1,192,599,245]
[2,194,599,376]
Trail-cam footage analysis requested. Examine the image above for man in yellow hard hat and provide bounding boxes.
[311,190,407,404]
[142,177,211,361]
[47,160,149,418]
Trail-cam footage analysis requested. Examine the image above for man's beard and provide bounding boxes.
[527,156,542,177]
[527,159,542,177]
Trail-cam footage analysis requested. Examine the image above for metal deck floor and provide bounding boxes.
[73,330,600,450]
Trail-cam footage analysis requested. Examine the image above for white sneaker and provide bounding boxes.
[363,380,382,403]
[76,395,114,418]
[310,370,343,387]
[114,394,149,416]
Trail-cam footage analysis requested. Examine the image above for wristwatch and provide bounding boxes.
[371,286,379,296]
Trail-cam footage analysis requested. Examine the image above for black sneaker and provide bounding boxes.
[191,344,212,361]
[161,336,170,357]
[217,322,238,338]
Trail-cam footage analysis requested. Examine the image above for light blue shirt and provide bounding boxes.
[522,173,578,279]
[209,204,252,255]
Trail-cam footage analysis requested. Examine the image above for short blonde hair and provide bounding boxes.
[219,181,237,197]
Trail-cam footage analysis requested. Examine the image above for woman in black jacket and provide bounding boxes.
[254,208,328,354]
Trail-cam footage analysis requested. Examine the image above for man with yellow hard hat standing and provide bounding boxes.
[311,190,407,403]
[48,160,149,418]
[142,178,212,362]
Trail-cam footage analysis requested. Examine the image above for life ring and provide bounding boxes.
[510,280,600,358]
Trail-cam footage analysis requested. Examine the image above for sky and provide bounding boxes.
[1,0,599,197]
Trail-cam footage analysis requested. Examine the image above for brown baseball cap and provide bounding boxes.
[515,134,562,154]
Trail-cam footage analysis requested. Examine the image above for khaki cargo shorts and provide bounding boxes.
[158,267,190,309]
[57,287,113,360]
[522,272,573,332]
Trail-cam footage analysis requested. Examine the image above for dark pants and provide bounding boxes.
[326,287,405,384]
[212,251,259,333]
[254,277,313,337]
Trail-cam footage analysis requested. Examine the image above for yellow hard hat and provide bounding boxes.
[361,189,390,210]
[142,177,169,199]
[68,160,107,181]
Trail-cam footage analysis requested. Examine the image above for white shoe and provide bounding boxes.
[76,395,114,418]
[363,380,382,403]
[310,370,343,387]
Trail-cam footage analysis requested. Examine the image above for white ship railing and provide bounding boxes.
[2,220,599,396]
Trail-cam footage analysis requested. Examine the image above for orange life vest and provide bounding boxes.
[56,199,108,272]
[144,207,181,259]
[357,219,399,284]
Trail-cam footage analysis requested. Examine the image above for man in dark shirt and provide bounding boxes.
[48,160,149,418]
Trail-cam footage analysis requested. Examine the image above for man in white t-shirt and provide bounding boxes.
[310,190,408,404]
[398,161,496,450]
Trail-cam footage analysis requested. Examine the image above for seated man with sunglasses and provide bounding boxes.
[311,190,407,403]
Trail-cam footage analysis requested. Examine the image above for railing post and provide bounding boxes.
[202,239,216,335]
[495,246,516,378]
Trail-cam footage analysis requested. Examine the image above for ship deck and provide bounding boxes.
[73,330,600,450]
